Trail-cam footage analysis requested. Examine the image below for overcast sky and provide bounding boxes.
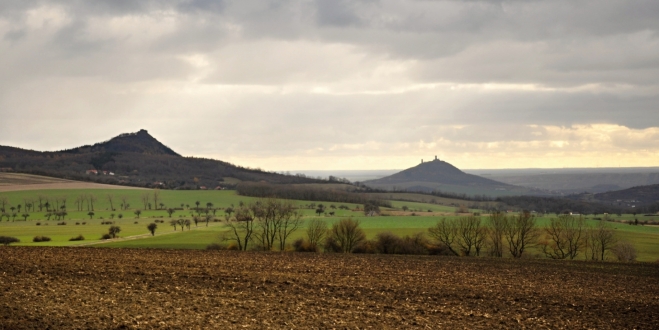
[1,0,658,170]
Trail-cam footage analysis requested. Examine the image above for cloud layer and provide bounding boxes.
[1,0,658,170]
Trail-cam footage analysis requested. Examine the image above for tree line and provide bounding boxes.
[236,182,392,207]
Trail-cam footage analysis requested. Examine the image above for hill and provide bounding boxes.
[467,167,659,194]
[0,130,320,189]
[363,157,536,196]
[592,184,659,209]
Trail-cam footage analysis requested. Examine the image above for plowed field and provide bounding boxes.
[1,248,658,329]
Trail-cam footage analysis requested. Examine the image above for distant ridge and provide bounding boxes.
[0,130,321,189]
[364,157,532,196]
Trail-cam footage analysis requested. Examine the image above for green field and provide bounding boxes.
[1,188,658,261]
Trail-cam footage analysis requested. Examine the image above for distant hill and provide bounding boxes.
[0,130,321,189]
[61,129,180,156]
[363,158,537,196]
[593,184,659,207]
[467,168,659,194]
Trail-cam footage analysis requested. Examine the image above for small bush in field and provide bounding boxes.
[36,222,41,226]
[101,233,112,240]
[57,222,66,225]
[206,242,239,250]
[293,238,317,252]
[0,236,20,246]
[69,235,85,241]
[33,236,51,242]
[82,222,86,225]
[352,240,377,254]
[75,222,80,225]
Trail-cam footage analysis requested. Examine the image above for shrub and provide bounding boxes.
[396,233,430,255]
[36,222,41,226]
[375,232,401,254]
[322,237,342,253]
[352,240,377,254]
[101,233,112,240]
[612,242,637,262]
[427,243,455,256]
[69,235,85,241]
[0,236,20,246]
[134,221,139,224]
[33,236,51,242]
[82,222,86,225]
[206,242,238,251]
[57,222,66,225]
[292,238,317,252]
[75,222,80,225]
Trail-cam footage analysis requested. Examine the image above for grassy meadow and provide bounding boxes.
[1,188,658,261]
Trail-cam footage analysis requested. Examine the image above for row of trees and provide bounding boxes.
[222,198,304,251]
[236,182,391,207]
[429,213,627,261]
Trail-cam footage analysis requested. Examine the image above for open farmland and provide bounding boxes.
[1,247,658,329]
[0,173,144,192]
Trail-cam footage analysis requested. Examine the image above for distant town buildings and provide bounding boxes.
[85,170,114,176]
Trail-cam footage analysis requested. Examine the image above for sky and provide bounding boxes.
[1,0,658,171]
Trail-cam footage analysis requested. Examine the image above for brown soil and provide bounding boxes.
[0,173,144,192]
[1,247,658,329]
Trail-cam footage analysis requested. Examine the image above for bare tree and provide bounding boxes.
[540,215,585,259]
[455,216,486,256]
[306,219,328,248]
[328,218,366,253]
[250,199,303,250]
[177,218,186,231]
[120,195,129,211]
[612,241,637,262]
[428,218,459,256]
[141,192,151,210]
[585,220,617,261]
[503,212,538,258]
[223,205,254,251]
[107,194,115,211]
[276,201,303,251]
[486,212,507,257]
[153,189,161,210]
[88,194,97,211]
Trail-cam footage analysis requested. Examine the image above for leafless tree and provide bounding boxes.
[428,218,459,256]
[585,220,617,261]
[540,215,585,259]
[455,216,486,256]
[328,218,366,253]
[503,212,538,258]
[223,205,255,251]
[120,195,129,210]
[107,194,115,211]
[88,194,97,211]
[141,192,151,210]
[153,189,161,210]
[276,202,303,251]
[612,241,637,262]
[306,219,328,248]
[486,212,507,257]
[249,198,303,251]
